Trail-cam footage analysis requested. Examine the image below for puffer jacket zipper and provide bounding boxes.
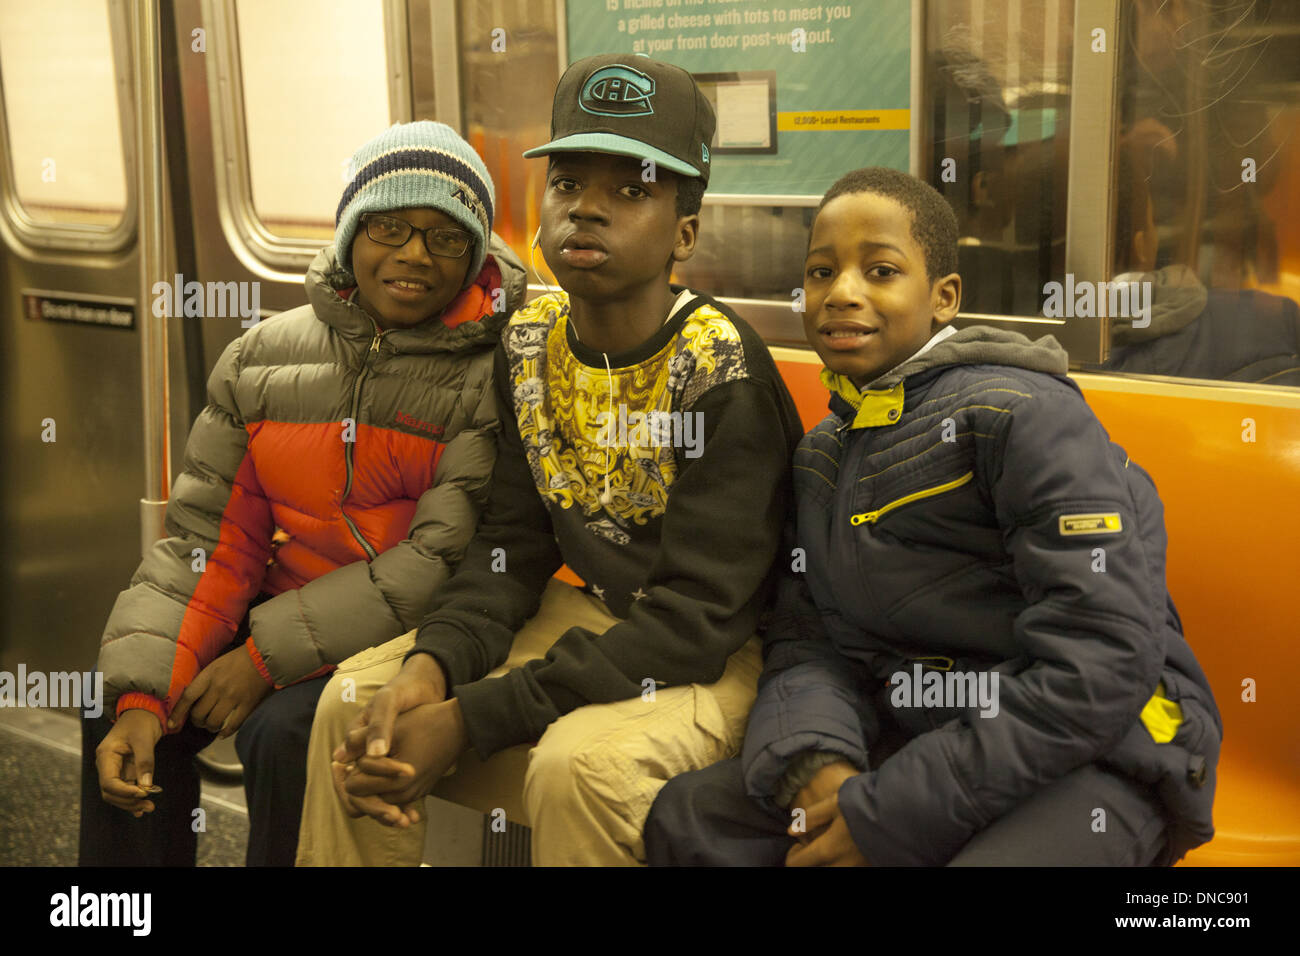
[850,471,975,526]
[340,324,386,559]
[833,425,905,643]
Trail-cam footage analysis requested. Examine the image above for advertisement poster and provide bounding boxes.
[565,0,912,198]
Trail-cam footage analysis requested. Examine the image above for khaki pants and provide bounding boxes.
[295,579,761,866]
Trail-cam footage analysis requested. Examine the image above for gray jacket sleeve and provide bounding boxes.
[246,350,500,685]
[98,335,275,724]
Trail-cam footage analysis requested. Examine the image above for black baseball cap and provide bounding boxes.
[524,54,716,184]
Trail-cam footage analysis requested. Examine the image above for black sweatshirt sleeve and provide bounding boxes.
[407,344,563,684]
[449,375,795,758]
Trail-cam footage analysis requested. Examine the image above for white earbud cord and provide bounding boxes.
[530,230,689,511]
[532,227,617,507]
[599,351,614,507]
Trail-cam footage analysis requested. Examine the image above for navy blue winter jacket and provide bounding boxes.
[742,326,1222,866]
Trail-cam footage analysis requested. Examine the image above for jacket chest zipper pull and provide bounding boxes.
[850,471,976,527]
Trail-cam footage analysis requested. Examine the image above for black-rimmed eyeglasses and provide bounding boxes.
[360,213,471,259]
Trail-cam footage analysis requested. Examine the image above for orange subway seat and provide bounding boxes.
[1074,375,1300,866]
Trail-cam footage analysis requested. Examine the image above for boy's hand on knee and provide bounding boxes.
[332,652,446,766]
[342,699,468,827]
[330,742,419,826]
[168,647,272,737]
[330,759,370,820]
[791,759,859,842]
[95,709,164,817]
[785,793,869,868]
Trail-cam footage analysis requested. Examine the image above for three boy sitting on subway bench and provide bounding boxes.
[87,54,1220,867]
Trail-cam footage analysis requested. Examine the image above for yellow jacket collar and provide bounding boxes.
[820,368,906,429]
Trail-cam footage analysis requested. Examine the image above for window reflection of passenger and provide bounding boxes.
[1100,0,1300,386]
[1122,0,1284,291]
[932,41,1067,318]
[932,45,1014,316]
[1103,148,1300,387]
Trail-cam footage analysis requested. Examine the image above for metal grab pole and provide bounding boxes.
[132,0,171,558]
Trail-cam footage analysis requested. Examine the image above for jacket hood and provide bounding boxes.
[1109,264,1208,346]
[823,324,1069,428]
[884,324,1068,387]
[304,232,527,354]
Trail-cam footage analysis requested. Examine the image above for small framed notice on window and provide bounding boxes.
[693,71,777,155]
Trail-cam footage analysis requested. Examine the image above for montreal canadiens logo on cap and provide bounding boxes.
[580,65,655,117]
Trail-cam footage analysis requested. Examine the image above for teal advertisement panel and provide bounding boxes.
[565,0,912,197]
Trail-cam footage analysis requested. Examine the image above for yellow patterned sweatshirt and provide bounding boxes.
[410,289,805,758]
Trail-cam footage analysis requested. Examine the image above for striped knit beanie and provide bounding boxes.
[335,121,495,286]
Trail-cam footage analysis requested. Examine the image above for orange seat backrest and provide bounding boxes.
[1074,375,1300,863]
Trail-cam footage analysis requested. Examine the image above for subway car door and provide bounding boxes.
[0,1,194,677]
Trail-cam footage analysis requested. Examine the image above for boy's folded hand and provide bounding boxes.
[327,654,449,823]
[332,653,446,767]
[785,792,870,868]
[168,646,272,737]
[338,699,468,827]
[95,708,164,817]
[790,759,859,843]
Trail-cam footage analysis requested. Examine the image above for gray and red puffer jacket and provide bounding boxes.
[98,237,526,727]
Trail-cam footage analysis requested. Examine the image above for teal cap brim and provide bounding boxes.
[523,132,703,178]
[1002,107,1057,147]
